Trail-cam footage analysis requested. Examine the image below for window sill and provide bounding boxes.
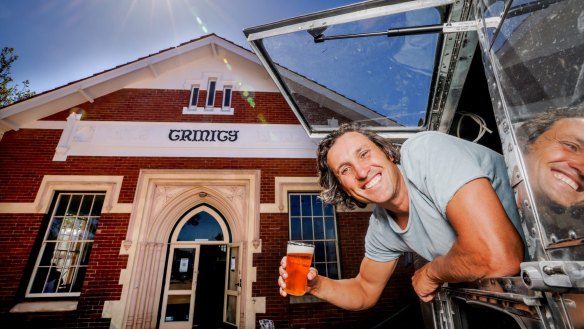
[10,301,78,313]
[290,294,324,304]
[182,106,234,115]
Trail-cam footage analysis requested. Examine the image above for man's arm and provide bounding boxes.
[279,256,397,311]
[412,177,524,302]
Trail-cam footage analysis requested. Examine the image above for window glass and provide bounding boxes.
[190,86,200,107]
[289,193,340,279]
[223,86,232,108]
[177,211,224,241]
[206,80,217,107]
[28,192,105,296]
[256,7,442,132]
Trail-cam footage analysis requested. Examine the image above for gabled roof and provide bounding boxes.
[0,34,263,132]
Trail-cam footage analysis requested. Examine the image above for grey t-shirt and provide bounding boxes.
[364,131,524,262]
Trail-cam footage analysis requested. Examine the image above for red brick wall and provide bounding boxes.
[43,88,299,124]
[0,212,130,329]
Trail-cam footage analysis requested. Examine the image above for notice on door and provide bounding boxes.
[179,258,189,273]
[231,256,236,272]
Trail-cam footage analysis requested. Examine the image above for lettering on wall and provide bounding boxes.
[168,129,239,142]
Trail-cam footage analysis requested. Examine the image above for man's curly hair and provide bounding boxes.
[516,105,583,151]
[317,123,400,209]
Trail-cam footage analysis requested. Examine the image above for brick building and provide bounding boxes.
[0,34,419,329]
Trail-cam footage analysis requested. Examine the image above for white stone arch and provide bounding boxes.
[145,186,245,244]
[109,169,261,329]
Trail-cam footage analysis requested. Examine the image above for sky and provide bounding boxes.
[0,0,358,94]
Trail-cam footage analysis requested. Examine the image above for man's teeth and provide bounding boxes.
[553,172,579,190]
[365,176,381,189]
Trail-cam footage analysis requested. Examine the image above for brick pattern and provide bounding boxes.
[0,89,419,328]
[0,212,130,328]
[42,88,299,124]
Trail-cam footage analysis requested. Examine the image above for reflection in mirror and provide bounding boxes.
[260,8,442,130]
[516,105,584,244]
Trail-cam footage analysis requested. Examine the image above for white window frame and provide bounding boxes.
[288,192,341,280]
[189,85,200,109]
[206,79,217,109]
[26,192,106,298]
[182,77,234,115]
[222,85,233,111]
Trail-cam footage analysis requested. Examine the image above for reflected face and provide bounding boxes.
[525,118,584,208]
[326,132,404,208]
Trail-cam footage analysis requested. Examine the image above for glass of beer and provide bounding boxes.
[284,241,315,296]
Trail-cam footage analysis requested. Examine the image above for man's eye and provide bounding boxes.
[340,167,352,176]
[561,141,579,152]
[360,150,369,159]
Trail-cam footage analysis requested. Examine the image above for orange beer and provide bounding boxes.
[285,242,315,296]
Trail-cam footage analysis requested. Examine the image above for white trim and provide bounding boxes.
[0,175,128,214]
[10,301,78,313]
[260,177,319,213]
[50,121,317,160]
[182,106,234,115]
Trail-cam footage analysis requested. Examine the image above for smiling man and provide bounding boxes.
[519,107,584,210]
[278,123,525,308]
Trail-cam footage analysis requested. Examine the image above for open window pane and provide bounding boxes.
[246,3,444,136]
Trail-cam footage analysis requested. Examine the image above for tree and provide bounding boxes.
[1,47,35,108]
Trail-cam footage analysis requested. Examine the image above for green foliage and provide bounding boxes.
[1,47,35,108]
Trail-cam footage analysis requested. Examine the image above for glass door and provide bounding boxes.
[223,243,241,327]
[159,245,200,329]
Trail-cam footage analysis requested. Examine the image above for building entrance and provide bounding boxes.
[159,206,239,329]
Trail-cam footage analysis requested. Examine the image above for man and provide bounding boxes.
[278,123,525,309]
[518,106,584,210]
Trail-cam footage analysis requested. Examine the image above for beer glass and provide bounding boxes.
[284,241,315,296]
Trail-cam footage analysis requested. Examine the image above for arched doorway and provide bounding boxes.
[159,205,240,329]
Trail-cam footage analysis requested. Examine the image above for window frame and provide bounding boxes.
[189,85,200,109]
[206,79,217,108]
[222,85,233,110]
[26,191,105,298]
[288,192,341,280]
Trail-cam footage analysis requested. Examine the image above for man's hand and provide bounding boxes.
[411,263,442,302]
[277,256,319,297]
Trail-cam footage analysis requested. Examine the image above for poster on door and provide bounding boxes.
[179,258,189,272]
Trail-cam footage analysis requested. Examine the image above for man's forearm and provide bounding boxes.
[310,275,377,311]
[426,244,488,284]
[426,238,522,284]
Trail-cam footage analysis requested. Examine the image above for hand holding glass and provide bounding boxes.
[284,241,315,296]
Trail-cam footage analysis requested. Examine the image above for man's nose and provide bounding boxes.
[354,162,369,179]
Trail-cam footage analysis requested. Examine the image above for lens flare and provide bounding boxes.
[223,58,232,71]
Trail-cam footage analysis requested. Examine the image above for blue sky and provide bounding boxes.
[0,0,357,94]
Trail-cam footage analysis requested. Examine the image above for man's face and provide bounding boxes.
[525,118,584,208]
[326,132,403,207]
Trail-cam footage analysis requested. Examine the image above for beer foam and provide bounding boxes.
[287,242,314,254]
